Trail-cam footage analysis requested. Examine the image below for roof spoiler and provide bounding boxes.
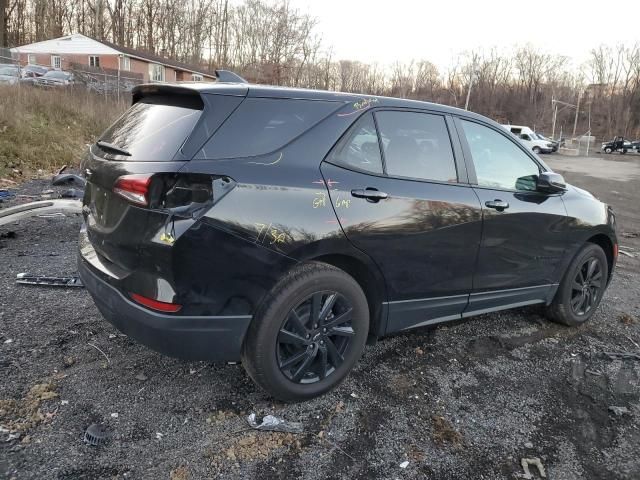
[215,69,247,84]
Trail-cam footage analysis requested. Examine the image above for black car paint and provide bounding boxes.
[79,83,617,361]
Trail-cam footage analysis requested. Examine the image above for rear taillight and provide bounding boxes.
[113,174,153,206]
[130,293,182,313]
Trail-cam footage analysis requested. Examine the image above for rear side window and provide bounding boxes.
[375,111,458,183]
[98,96,202,161]
[199,98,339,159]
[326,113,383,174]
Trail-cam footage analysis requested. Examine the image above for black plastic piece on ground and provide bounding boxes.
[84,424,109,446]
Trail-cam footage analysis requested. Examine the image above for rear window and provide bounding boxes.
[98,96,203,161]
[198,98,339,159]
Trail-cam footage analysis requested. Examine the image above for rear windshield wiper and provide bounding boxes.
[96,140,131,157]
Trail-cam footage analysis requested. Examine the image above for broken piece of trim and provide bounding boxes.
[16,273,84,288]
[0,199,82,226]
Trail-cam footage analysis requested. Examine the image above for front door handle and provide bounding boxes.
[351,188,388,202]
[485,199,509,211]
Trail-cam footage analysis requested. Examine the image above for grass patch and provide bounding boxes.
[0,85,127,178]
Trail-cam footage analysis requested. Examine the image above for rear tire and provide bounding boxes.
[533,146,541,154]
[546,243,608,326]
[242,262,369,401]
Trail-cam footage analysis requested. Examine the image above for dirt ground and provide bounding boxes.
[1,153,639,480]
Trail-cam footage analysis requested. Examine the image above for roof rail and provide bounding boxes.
[215,69,247,84]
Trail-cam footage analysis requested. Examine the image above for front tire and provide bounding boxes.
[604,147,613,153]
[533,146,541,154]
[242,262,369,401]
[546,243,608,326]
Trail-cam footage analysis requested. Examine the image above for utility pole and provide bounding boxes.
[573,91,581,137]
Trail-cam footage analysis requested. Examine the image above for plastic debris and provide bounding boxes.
[110,413,119,418]
[518,458,546,479]
[608,406,630,416]
[155,432,164,440]
[399,461,409,469]
[246,413,304,434]
[84,424,109,446]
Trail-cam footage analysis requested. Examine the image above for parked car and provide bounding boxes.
[534,132,559,152]
[20,64,50,85]
[0,64,21,85]
[629,140,640,152]
[601,136,634,154]
[502,125,554,154]
[78,81,618,400]
[34,70,75,88]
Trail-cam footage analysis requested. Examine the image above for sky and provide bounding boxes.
[293,0,639,70]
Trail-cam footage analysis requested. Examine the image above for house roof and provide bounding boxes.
[97,38,216,78]
[12,33,216,78]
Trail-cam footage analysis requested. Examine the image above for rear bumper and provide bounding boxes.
[78,256,252,362]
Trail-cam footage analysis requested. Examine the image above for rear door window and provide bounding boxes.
[198,98,339,159]
[326,113,383,174]
[374,111,458,183]
[98,96,203,161]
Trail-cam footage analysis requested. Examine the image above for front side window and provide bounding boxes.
[375,111,457,183]
[460,120,540,191]
[327,113,383,174]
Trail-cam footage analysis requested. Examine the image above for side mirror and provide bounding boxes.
[537,172,567,194]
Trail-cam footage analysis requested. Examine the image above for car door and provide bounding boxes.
[320,110,483,333]
[455,117,568,315]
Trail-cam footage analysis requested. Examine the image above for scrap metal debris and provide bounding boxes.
[608,406,630,416]
[604,351,640,361]
[16,273,84,288]
[84,423,109,446]
[518,457,547,479]
[246,413,304,434]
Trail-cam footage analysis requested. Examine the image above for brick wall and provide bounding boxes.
[18,52,215,83]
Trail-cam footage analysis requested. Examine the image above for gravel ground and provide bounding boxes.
[1,154,639,480]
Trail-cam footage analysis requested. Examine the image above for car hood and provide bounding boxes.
[567,183,596,200]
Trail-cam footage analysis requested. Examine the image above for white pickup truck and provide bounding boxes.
[502,125,554,154]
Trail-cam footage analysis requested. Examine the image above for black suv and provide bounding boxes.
[79,80,617,401]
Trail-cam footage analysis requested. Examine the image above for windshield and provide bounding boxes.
[44,71,70,79]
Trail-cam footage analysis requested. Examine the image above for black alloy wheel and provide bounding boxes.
[546,243,608,327]
[277,291,354,384]
[570,256,604,316]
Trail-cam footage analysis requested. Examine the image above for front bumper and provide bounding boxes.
[78,255,252,362]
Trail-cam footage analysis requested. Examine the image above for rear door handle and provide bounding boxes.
[485,199,509,211]
[351,188,388,202]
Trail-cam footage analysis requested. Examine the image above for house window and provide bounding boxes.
[51,55,61,69]
[191,74,203,82]
[89,55,100,68]
[28,54,36,65]
[149,63,165,82]
[119,55,130,71]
